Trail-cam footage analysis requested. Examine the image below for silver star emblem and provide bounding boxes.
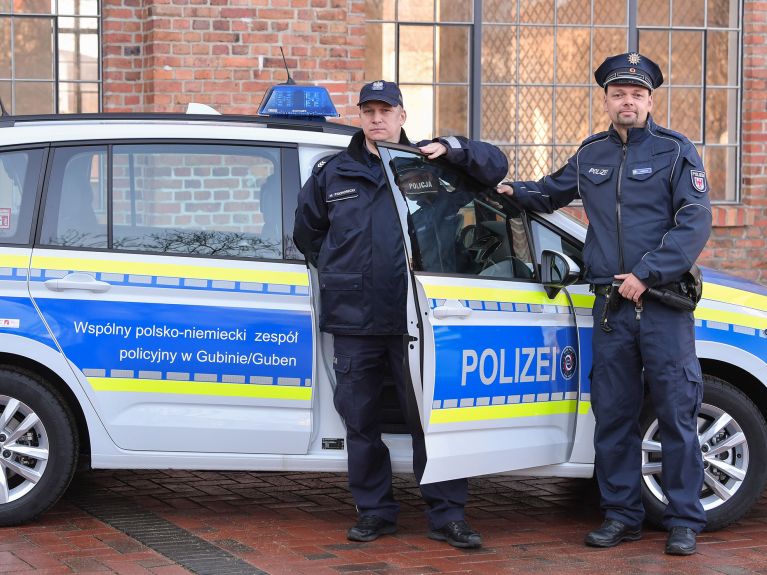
[628,53,641,65]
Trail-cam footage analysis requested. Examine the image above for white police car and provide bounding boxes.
[0,86,765,531]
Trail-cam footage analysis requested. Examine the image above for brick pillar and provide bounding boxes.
[713,0,767,282]
[102,0,366,120]
[102,0,148,111]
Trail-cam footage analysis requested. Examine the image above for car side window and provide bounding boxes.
[39,146,108,248]
[387,149,535,281]
[112,144,282,259]
[0,148,44,245]
[529,218,585,276]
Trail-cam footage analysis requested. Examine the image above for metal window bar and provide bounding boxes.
[0,3,101,115]
[637,0,742,202]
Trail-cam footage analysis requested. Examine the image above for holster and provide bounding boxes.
[645,286,697,311]
[646,264,703,312]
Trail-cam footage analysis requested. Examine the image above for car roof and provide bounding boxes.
[0,113,357,148]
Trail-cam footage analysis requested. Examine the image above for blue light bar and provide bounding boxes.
[257,84,339,119]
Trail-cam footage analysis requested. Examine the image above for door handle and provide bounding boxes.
[432,300,471,319]
[44,272,111,293]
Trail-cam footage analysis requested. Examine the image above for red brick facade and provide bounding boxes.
[102,0,366,119]
[102,0,767,283]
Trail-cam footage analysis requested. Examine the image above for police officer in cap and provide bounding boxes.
[497,53,711,555]
[294,80,507,547]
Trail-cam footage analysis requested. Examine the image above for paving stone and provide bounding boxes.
[0,471,766,574]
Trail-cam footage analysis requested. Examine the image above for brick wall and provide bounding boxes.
[102,0,767,283]
[102,0,366,119]
[718,0,767,283]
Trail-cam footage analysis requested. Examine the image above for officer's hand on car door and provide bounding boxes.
[419,142,448,159]
[496,183,513,196]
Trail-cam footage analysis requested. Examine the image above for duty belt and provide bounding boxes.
[590,284,612,296]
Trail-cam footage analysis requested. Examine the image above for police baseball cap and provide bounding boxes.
[594,52,664,91]
[357,80,403,107]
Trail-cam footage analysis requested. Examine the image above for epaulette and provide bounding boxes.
[580,131,610,148]
[312,153,339,175]
[654,124,688,143]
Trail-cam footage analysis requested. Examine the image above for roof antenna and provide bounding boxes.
[279,47,295,85]
[0,97,9,117]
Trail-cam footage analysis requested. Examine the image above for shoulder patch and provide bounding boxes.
[690,170,707,193]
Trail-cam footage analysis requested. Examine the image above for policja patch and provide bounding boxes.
[690,170,707,192]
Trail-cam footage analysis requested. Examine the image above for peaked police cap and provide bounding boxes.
[357,80,403,107]
[594,52,664,91]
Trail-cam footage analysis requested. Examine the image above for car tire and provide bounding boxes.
[0,367,79,526]
[640,374,767,531]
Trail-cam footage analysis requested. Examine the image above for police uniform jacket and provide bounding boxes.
[509,116,712,287]
[294,129,508,335]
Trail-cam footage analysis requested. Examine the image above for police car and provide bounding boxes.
[0,85,765,532]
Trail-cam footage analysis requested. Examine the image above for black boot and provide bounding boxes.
[665,526,696,555]
[584,519,642,548]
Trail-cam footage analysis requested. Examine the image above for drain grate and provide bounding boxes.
[67,487,268,575]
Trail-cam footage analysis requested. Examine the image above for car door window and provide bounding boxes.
[39,146,108,248]
[529,217,585,277]
[112,144,282,259]
[388,150,535,280]
[0,148,45,245]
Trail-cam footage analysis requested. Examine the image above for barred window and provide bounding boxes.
[637,0,741,201]
[366,0,742,203]
[0,0,100,114]
[365,0,474,141]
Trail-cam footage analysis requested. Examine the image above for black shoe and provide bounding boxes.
[347,515,397,542]
[665,527,697,556]
[428,520,482,549]
[584,519,642,548]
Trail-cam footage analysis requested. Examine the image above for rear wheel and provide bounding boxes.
[0,368,79,526]
[640,374,767,531]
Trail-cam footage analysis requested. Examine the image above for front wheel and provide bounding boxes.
[0,368,79,526]
[640,374,767,531]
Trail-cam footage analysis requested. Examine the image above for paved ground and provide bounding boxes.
[1,469,766,574]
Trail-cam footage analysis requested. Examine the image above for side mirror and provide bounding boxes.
[541,249,581,299]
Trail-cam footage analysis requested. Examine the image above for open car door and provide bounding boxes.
[377,142,582,484]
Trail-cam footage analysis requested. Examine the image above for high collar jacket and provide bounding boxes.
[509,117,712,287]
[293,129,508,335]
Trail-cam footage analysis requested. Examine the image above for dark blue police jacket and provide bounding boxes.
[509,116,712,287]
[293,129,508,335]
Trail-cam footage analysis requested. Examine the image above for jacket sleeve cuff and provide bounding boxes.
[631,261,657,287]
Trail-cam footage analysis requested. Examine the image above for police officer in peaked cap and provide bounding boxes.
[497,53,711,555]
[294,81,508,548]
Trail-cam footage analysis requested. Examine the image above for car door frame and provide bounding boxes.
[377,142,583,484]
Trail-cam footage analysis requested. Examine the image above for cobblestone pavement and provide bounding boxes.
[1,469,766,574]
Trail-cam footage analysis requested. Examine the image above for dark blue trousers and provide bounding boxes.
[591,295,706,532]
[332,334,468,529]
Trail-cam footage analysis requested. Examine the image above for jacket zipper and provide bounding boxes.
[616,143,627,274]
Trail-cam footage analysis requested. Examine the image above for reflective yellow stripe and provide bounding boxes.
[433,282,767,333]
[695,307,767,331]
[703,283,767,313]
[570,293,595,308]
[0,254,31,268]
[31,255,308,286]
[89,377,312,400]
[578,401,591,415]
[422,283,570,307]
[430,399,577,424]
